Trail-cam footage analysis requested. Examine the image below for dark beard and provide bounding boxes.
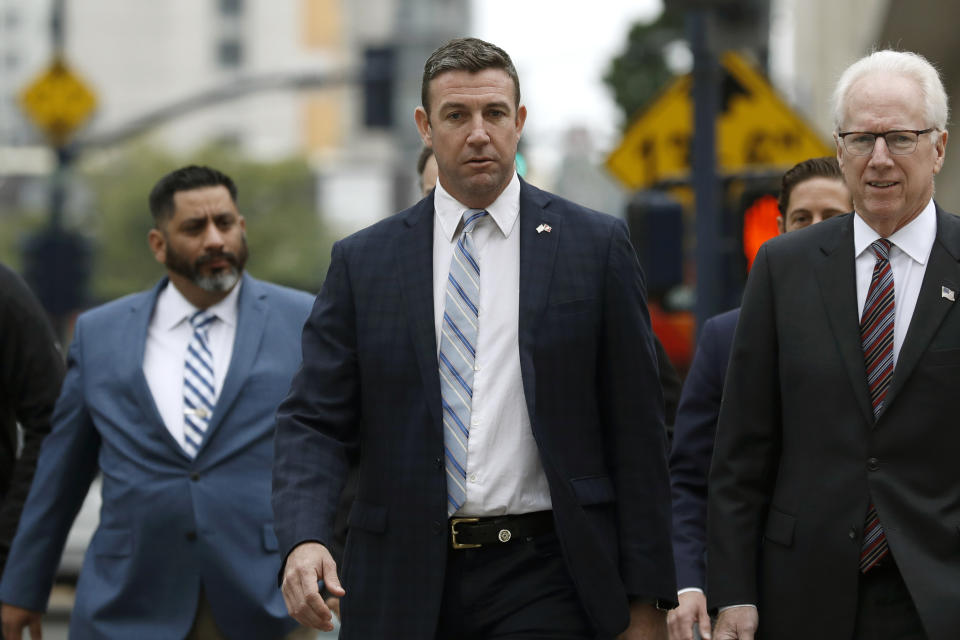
[165,236,248,293]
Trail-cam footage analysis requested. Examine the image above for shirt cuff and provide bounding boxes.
[678,587,704,595]
[719,604,758,612]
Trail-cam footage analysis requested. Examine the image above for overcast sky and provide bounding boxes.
[471,0,662,161]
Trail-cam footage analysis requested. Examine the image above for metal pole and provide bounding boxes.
[49,0,68,233]
[49,0,71,339]
[690,8,723,335]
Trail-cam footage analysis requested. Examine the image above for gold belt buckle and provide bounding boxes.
[450,517,482,549]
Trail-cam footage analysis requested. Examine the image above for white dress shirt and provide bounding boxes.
[432,173,552,517]
[854,198,937,362]
[143,279,240,453]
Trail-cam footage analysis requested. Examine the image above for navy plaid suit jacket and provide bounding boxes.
[273,180,676,638]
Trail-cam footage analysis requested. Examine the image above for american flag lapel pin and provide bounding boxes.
[536,223,552,234]
[942,285,955,302]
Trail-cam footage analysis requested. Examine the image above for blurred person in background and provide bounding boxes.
[0,264,64,580]
[0,166,315,640]
[709,50,957,639]
[273,37,676,639]
[666,157,851,640]
[418,145,440,198]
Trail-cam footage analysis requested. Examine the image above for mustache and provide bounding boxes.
[195,251,239,269]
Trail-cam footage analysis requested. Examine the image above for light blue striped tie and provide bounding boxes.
[440,209,488,516]
[183,309,217,458]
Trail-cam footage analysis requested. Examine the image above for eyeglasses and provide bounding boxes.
[837,128,935,156]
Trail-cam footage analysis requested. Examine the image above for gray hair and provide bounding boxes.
[832,50,948,139]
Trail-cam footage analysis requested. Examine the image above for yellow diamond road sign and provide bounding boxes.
[19,59,98,146]
[607,52,834,190]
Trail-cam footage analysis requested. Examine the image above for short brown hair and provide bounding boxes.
[149,165,237,224]
[778,157,844,215]
[421,37,520,115]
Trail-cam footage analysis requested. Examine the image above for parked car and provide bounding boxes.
[56,475,101,581]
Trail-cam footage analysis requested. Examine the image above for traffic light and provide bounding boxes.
[665,0,771,64]
[22,228,92,316]
[362,45,395,129]
[741,191,779,269]
[625,189,684,300]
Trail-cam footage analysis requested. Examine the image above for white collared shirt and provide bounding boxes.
[143,279,241,453]
[854,199,937,364]
[432,173,552,517]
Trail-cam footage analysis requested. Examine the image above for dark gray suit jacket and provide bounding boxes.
[708,207,960,639]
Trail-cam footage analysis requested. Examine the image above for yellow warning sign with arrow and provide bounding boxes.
[19,59,98,146]
[607,52,833,190]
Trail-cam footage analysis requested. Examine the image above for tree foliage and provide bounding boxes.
[603,8,686,129]
[79,143,332,302]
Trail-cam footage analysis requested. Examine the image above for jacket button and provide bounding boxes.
[867,457,880,471]
[185,531,197,541]
[432,521,444,535]
[190,473,200,481]
[848,527,857,540]
[436,457,443,470]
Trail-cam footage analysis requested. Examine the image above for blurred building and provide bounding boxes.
[0,0,54,182]
[0,0,49,146]
[776,0,960,210]
[554,126,629,218]
[0,0,470,230]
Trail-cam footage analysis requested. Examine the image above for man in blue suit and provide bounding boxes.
[666,157,851,640]
[0,166,314,640]
[273,38,676,639]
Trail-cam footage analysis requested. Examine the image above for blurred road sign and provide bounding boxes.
[19,59,97,146]
[607,52,833,190]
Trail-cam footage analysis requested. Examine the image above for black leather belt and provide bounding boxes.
[449,511,554,549]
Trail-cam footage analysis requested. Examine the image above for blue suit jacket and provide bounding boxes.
[273,181,677,639]
[0,274,312,640]
[668,308,739,591]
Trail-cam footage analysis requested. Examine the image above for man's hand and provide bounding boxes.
[280,542,345,632]
[324,597,341,622]
[712,606,758,640]
[667,591,711,640]
[619,600,668,640]
[1,603,43,640]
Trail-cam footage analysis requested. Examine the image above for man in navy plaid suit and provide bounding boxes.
[273,37,676,639]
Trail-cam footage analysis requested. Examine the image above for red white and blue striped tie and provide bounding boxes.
[859,239,894,572]
[439,209,487,516]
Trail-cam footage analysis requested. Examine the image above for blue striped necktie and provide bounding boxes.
[183,309,218,458]
[859,239,894,572]
[439,209,488,516]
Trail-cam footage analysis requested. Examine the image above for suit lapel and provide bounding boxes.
[201,273,267,446]
[814,215,875,426]
[397,199,444,433]
[885,206,960,409]
[518,181,562,422]
[127,279,193,460]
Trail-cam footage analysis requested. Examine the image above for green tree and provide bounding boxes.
[81,143,332,303]
[0,194,47,272]
[603,8,686,129]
